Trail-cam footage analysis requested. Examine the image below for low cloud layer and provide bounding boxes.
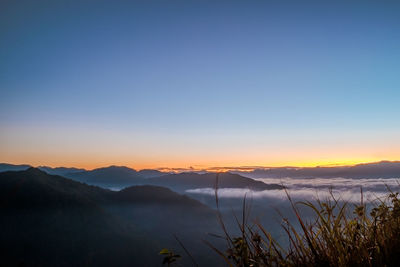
[186,177,400,203]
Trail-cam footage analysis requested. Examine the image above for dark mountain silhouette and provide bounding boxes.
[0,168,219,266]
[2,161,399,186]
[114,185,209,207]
[146,172,284,192]
[63,166,168,188]
[137,168,169,178]
[0,164,169,187]
[65,165,144,186]
[0,167,111,209]
[38,166,86,176]
[0,168,155,266]
[234,161,400,179]
[0,163,31,172]
[63,168,282,193]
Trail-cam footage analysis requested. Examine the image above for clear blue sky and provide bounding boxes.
[1,0,399,169]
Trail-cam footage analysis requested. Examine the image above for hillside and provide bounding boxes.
[146,172,284,192]
[0,169,220,266]
[0,163,31,172]
[0,164,169,188]
[0,168,111,208]
[38,166,86,176]
[64,166,144,187]
[63,166,168,188]
[114,185,209,207]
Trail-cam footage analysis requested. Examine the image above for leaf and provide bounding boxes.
[159,248,170,255]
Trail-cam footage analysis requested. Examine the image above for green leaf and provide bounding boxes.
[159,248,170,255]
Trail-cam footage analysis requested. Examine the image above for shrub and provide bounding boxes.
[211,190,400,267]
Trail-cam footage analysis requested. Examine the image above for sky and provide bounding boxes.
[1,0,400,170]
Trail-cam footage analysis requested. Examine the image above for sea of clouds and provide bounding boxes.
[186,177,400,203]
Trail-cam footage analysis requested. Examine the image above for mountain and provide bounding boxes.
[3,161,400,181]
[0,168,156,266]
[114,185,209,207]
[38,166,86,176]
[137,169,169,178]
[65,165,142,184]
[0,167,111,208]
[63,166,168,188]
[145,172,284,192]
[0,163,84,175]
[0,163,31,172]
[234,161,400,179]
[0,164,170,189]
[0,168,220,266]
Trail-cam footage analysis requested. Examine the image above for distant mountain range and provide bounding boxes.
[37,166,86,176]
[145,172,284,192]
[0,163,167,179]
[0,163,283,191]
[0,164,169,188]
[64,166,165,187]
[233,161,400,179]
[0,163,31,172]
[3,160,400,179]
[1,161,399,192]
[0,168,220,266]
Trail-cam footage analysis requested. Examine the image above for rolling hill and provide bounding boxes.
[63,166,168,188]
[0,168,219,266]
[145,172,284,192]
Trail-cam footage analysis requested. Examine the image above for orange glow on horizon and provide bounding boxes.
[3,157,399,172]
[2,121,399,172]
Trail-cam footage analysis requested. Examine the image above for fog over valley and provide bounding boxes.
[187,177,400,203]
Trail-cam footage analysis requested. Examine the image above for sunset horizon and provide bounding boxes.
[1,1,400,266]
[3,158,400,172]
[2,1,399,176]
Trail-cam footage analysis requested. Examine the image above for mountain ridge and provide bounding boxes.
[233,160,400,179]
[2,161,400,183]
[0,168,218,266]
[145,172,284,193]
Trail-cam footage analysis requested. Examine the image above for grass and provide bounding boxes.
[210,186,400,267]
[161,174,400,266]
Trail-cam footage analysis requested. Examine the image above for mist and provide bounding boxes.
[186,177,400,203]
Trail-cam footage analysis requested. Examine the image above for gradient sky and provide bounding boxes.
[1,0,400,170]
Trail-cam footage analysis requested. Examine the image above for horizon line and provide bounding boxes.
[2,159,399,173]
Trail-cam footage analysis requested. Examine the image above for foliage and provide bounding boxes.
[160,248,181,266]
[209,188,400,267]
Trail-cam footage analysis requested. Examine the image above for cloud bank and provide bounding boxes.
[186,177,400,203]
